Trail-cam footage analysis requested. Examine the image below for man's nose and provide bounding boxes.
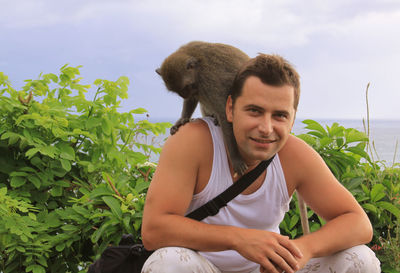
[258,115,273,135]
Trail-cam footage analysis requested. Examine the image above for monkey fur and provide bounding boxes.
[156,41,249,176]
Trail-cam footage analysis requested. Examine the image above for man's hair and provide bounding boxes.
[230,54,300,111]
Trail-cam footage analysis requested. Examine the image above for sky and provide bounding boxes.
[1,0,400,122]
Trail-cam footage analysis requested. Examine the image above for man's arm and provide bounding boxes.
[279,135,373,267]
[141,120,302,273]
[142,120,234,251]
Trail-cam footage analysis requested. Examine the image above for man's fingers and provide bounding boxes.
[258,248,298,273]
[279,236,303,259]
[270,251,299,273]
[259,257,282,273]
[273,244,300,272]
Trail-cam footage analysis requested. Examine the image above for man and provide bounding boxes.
[141,54,380,272]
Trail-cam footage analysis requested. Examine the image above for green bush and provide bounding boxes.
[0,66,170,272]
[280,120,400,272]
[1,66,399,272]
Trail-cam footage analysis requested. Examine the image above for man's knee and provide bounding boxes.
[299,245,381,273]
[141,247,219,273]
[334,245,381,273]
[343,245,380,272]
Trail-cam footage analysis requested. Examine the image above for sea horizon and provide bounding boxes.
[142,117,400,165]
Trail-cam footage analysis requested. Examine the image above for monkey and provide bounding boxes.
[156,41,249,176]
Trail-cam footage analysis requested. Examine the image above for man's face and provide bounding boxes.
[226,76,295,166]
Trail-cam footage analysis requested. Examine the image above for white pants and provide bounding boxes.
[141,245,380,273]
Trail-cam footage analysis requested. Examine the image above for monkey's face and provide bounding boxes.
[226,76,295,165]
[157,53,198,98]
[176,77,198,99]
[163,74,197,99]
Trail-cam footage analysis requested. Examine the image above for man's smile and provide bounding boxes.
[250,137,277,144]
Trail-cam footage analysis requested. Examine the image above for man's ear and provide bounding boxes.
[226,95,233,122]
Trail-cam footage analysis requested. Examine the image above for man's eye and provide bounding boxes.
[275,113,287,119]
[248,108,260,113]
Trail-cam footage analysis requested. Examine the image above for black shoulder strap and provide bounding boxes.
[185,155,275,221]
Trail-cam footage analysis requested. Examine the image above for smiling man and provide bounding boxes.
[141,54,380,273]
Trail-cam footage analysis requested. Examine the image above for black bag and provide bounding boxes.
[88,235,153,273]
[88,157,274,273]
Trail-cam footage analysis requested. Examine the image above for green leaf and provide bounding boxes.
[102,117,112,136]
[40,145,58,158]
[135,180,150,193]
[345,129,368,143]
[296,134,317,147]
[50,186,63,197]
[28,213,37,221]
[45,213,62,227]
[10,171,29,177]
[26,264,45,273]
[123,215,133,234]
[60,159,71,171]
[130,108,148,114]
[306,131,325,139]
[319,136,333,147]
[102,196,122,220]
[20,234,29,242]
[327,123,344,137]
[36,255,48,267]
[90,187,114,199]
[8,133,20,145]
[86,116,102,129]
[302,120,327,137]
[16,246,25,252]
[310,222,321,232]
[57,143,75,160]
[88,163,96,173]
[335,137,344,148]
[370,184,386,202]
[56,243,65,252]
[289,214,299,229]
[362,203,377,214]
[54,180,71,187]
[47,73,59,83]
[61,224,79,232]
[346,146,370,161]
[10,176,26,188]
[361,184,370,195]
[19,167,36,172]
[72,205,89,216]
[25,148,40,159]
[0,187,7,195]
[377,201,400,219]
[28,175,41,189]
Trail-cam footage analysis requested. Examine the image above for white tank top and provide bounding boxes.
[186,117,292,272]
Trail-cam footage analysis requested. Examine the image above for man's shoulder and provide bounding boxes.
[279,134,311,157]
[162,119,213,159]
[169,118,211,142]
[278,135,318,175]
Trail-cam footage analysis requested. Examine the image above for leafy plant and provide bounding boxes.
[0,67,170,272]
[280,119,400,272]
[297,119,371,179]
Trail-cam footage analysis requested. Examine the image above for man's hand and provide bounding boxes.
[233,229,303,273]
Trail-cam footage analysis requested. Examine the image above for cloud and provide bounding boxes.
[3,0,399,50]
[1,0,399,120]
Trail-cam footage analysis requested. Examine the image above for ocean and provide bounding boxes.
[145,119,400,166]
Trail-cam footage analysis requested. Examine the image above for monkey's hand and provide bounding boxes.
[170,118,192,135]
[212,115,219,126]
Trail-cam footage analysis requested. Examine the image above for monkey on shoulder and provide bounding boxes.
[156,41,249,176]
